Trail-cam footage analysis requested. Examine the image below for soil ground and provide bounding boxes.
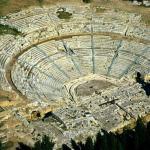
[0,0,149,25]
[76,80,114,96]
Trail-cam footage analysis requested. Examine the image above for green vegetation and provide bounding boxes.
[142,17,150,26]
[0,16,10,19]
[0,95,9,99]
[57,9,72,20]
[37,0,44,7]
[62,118,150,150]
[16,142,31,150]
[16,118,150,150]
[0,24,21,35]
[0,140,14,150]
[33,135,54,150]
[0,0,9,5]
[82,0,92,3]
[16,135,55,150]
[0,141,3,150]
[96,7,106,13]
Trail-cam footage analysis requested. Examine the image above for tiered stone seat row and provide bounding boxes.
[0,4,149,41]
[0,4,149,106]
[0,69,7,89]
[9,31,149,101]
[0,35,14,51]
[12,56,68,101]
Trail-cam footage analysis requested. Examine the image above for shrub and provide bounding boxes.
[16,135,54,150]
[62,118,150,150]
[0,24,21,35]
[82,0,91,3]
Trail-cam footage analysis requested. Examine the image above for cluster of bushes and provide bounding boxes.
[0,24,21,35]
[0,0,9,5]
[56,9,72,20]
[82,0,92,3]
[37,0,44,7]
[62,118,150,150]
[9,118,150,150]
[16,135,54,150]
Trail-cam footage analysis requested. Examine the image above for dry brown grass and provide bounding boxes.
[0,89,26,108]
[0,0,149,25]
[93,0,150,26]
[0,0,82,16]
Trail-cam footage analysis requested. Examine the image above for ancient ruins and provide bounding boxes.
[0,1,149,149]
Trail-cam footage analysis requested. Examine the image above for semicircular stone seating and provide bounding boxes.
[0,3,150,146]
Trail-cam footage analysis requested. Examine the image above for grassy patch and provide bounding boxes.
[0,0,9,5]
[0,0,38,16]
[57,9,72,20]
[37,0,44,7]
[96,7,106,13]
[0,15,10,20]
[0,0,10,15]
[0,24,21,35]
[142,16,150,26]
[0,95,9,99]
[0,122,4,127]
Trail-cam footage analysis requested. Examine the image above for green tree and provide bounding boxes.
[0,24,21,35]
[71,139,80,150]
[85,137,94,150]
[37,0,43,7]
[82,0,91,3]
[0,141,3,150]
[16,142,31,150]
[94,132,102,150]
[134,117,146,150]
[33,135,55,150]
[62,144,71,150]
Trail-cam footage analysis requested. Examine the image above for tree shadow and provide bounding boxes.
[136,72,150,97]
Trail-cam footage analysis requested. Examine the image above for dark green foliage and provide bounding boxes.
[77,142,85,150]
[37,0,43,3]
[82,0,91,3]
[137,0,143,2]
[94,132,102,150]
[63,118,150,150]
[37,0,44,7]
[0,24,21,35]
[71,139,80,150]
[134,117,146,150]
[16,135,54,150]
[57,8,72,20]
[84,137,94,150]
[15,118,150,150]
[0,141,3,150]
[16,142,32,150]
[0,0,9,5]
[62,144,71,150]
[33,135,54,150]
